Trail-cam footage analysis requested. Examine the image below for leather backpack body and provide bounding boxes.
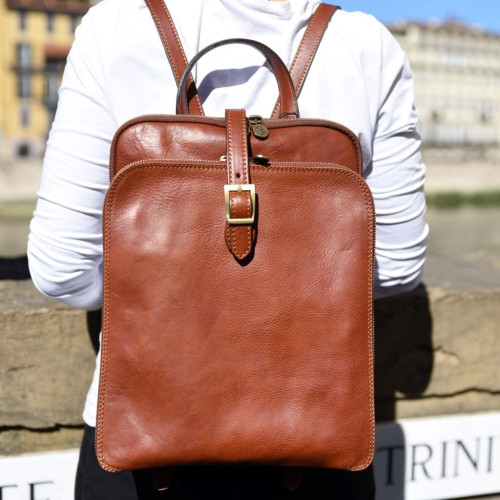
[97,1,375,473]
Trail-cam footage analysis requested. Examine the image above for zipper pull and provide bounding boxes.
[248,115,269,140]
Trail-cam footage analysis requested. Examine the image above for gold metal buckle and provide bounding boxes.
[224,184,256,225]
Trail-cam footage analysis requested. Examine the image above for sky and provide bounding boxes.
[325,0,500,34]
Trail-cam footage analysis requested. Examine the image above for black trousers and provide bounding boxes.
[75,425,375,499]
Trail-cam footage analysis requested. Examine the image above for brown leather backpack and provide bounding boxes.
[97,1,375,473]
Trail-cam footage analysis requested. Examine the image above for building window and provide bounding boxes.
[70,14,80,33]
[478,102,492,124]
[17,143,30,157]
[20,106,30,128]
[19,10,27,30]
[17,42,31,67]
[44,58,61,108]
[16,43,32,98]
[18,74,31,98]
[47,12,55,33]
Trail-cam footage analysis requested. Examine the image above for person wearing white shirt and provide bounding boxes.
[28,0,428,497]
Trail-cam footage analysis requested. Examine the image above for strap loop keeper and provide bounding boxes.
[224,184,256,225]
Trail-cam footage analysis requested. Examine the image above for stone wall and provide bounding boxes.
[374,285,500,421]
[1,272,499,456]
[0,280,96,455]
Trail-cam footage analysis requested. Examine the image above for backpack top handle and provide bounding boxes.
[145,0,339,118]
[176,38,298,119]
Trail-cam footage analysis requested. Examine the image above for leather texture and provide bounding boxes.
[97,4,375,476]
[109,116,362,178]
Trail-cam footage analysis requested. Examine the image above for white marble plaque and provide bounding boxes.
[374,412,500,500]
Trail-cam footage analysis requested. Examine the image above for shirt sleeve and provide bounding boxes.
[366,22,429,299]
[27,9,113,310]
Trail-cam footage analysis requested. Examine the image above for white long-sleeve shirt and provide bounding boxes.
[28,0,428,427]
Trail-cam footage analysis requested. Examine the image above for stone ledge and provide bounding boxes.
[1,276,499,454]
[374,285,500,421]
[0,426,84,456]
[0,280,96,433]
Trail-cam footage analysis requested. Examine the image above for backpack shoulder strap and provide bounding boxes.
[270,3,339,119]
[144,0,339,118]
[144,0,204,115]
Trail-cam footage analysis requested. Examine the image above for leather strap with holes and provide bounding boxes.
[224,109,255,261]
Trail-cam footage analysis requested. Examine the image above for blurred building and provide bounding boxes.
[391,20,500,161]
[1,4,499,163]
[0,0,90,160]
